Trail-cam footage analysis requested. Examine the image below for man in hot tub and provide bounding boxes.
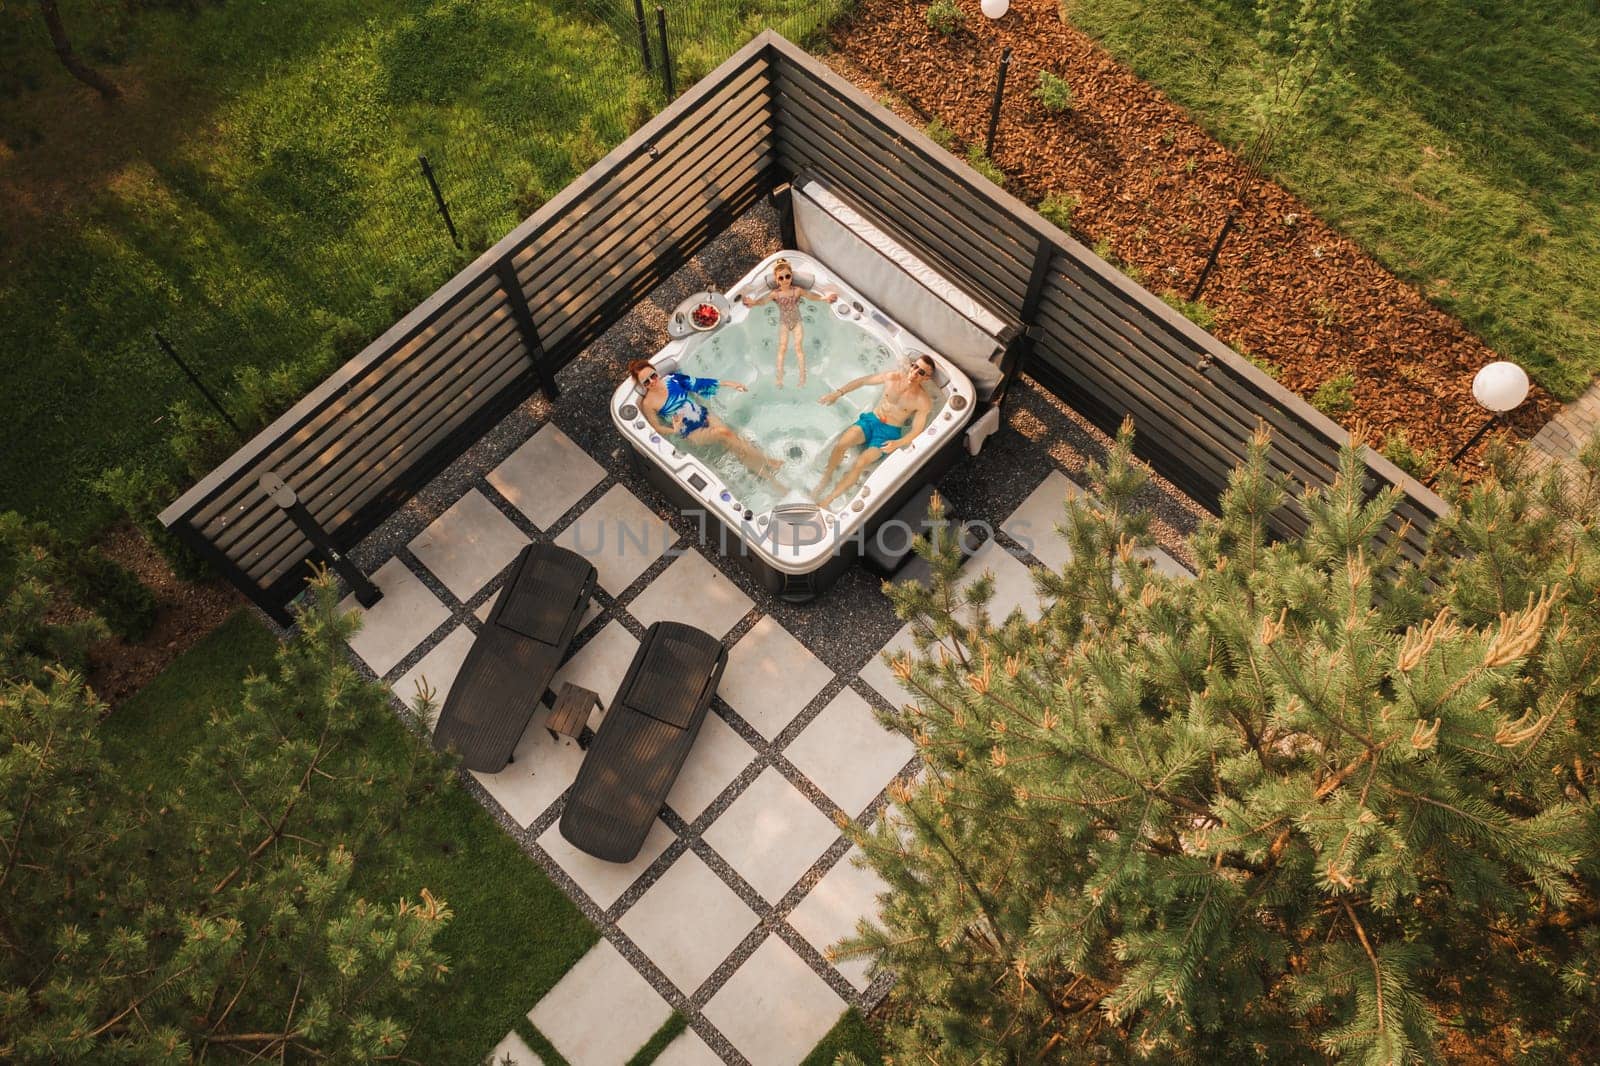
[628,359,783,481]
[812,353,936,509]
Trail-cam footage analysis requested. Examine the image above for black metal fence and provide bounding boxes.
[162,32,1445,623]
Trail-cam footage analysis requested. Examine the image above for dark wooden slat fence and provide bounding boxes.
[163,31,1445,624]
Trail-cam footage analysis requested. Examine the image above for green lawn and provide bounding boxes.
[1063,0,1600,400]
[802,1008,885,1065]
[102,610,599,1060]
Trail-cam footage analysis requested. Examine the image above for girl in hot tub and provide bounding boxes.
[740,257,838,388]
[628,359,783,482]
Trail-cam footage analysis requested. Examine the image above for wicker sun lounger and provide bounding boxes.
[559,621,727,862]
[431,542,596,773]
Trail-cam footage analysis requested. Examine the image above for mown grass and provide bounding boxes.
[102,610,599,1060]
[1062,0,1600,400]
[801,1008,886,1064]
[0,0,656,535]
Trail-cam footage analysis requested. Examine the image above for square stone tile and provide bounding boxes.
[488,423,607,530]
[628,550,753,638]
[487,1029,542,1066]
[784,689,916,818]
[554,484,674,595]
[1137,546,1193,580]
[654,1029,722,1066]
[537,817,676,910]
[1000,470,1088,571]
[702,767,839,904]
[469,708,588,827]
[393,625,476,728]
[553,621,639,717]
[787,847,890,991]
[341,558,449,676]
[408,489,529,600]
[665,711,754,823]
[857,622,920,710]
[529,940,670,1066]
[962,537,1044,623]
[618,852,758,995]
[719,616,833,739]
[703,935,846,1066]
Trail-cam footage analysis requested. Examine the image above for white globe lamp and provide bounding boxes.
[980,0,1010,18]
[1471,360,1529,413]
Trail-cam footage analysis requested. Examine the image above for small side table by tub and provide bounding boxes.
[547,682,599,749]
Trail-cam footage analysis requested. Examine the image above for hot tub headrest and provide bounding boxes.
[749,260,818,294]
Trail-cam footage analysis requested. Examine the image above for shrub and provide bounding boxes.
[1037,192,1077,233]
[1381,428,1440,480]
[964,145,1004,186]
[1311,371,1356,415]
[1033,70,1074,114]
[926,0,964,35]
[926,116,956,149]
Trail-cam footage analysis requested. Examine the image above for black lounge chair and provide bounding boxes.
[431,542,596,772]
[559,621,727,862]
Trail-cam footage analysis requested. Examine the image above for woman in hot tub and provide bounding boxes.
[628,359,783,482]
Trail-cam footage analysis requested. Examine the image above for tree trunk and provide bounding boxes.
[37,0,121,100]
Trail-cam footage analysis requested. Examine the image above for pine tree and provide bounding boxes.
[0,570,456,1062]
[845,423,1600,1063]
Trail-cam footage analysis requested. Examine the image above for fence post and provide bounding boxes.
[656,6,674,99]
[633,0,652,72]
[259,472,382,609]
[495,260,561,401]
[984,47,1012,159]
[151,329,244,438]
[417,155,462,249]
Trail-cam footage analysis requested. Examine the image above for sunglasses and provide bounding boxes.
[776,273,792,281]
[911,363,932,377]
[638,371,660,386]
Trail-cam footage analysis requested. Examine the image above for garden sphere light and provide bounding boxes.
[1472,360,1529,413]
[980,0,1010,19]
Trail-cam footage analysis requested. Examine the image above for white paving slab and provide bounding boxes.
[1000,470,1088,571]
[628,549,754,638]
[703,936,846,1066]
[788,847,890,992]
[407,489,529,600]
[858,622,921,710]
[654,1028,722,1066]
[468,708,588,827]
[488,424,607,530]
[718,616,833,739]
[665,712,754,823]
[393,624,476,728]
[702,767,840,904]
[529,940,670,1066]
[341,558,449,676]
[487,1028,542,1066]
[1136,545,1193,580]
[554,484,674,595]
[537,817,676,910]
[784,688,916,818]
[553,621,639,719]
[618,851,758,995]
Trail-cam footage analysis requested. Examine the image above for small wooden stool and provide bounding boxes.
[547,682,599,748]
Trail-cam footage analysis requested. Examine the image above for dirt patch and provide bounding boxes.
[825,0,1556,476]
[85,524,242,705]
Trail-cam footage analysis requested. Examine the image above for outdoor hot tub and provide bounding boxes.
[612,250,978,599]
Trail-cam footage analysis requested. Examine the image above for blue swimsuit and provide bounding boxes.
[657,373,720,438]
[854,411,904,450]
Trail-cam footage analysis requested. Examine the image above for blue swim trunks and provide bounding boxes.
[854,412,904,450]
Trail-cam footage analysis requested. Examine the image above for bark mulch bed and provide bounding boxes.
[824,0,1556,478]
[86,524,242,705]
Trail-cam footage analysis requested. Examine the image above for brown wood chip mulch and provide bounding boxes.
[825,0,1556,478]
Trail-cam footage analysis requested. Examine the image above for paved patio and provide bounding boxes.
[337,204,1203,1065]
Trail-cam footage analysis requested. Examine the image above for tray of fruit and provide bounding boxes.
[669,292,732,338]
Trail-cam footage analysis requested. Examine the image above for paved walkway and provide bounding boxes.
[1529,376,1600,472]
[331,204,1206,1066]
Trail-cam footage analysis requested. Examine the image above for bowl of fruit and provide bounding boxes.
[689,302,721,331]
